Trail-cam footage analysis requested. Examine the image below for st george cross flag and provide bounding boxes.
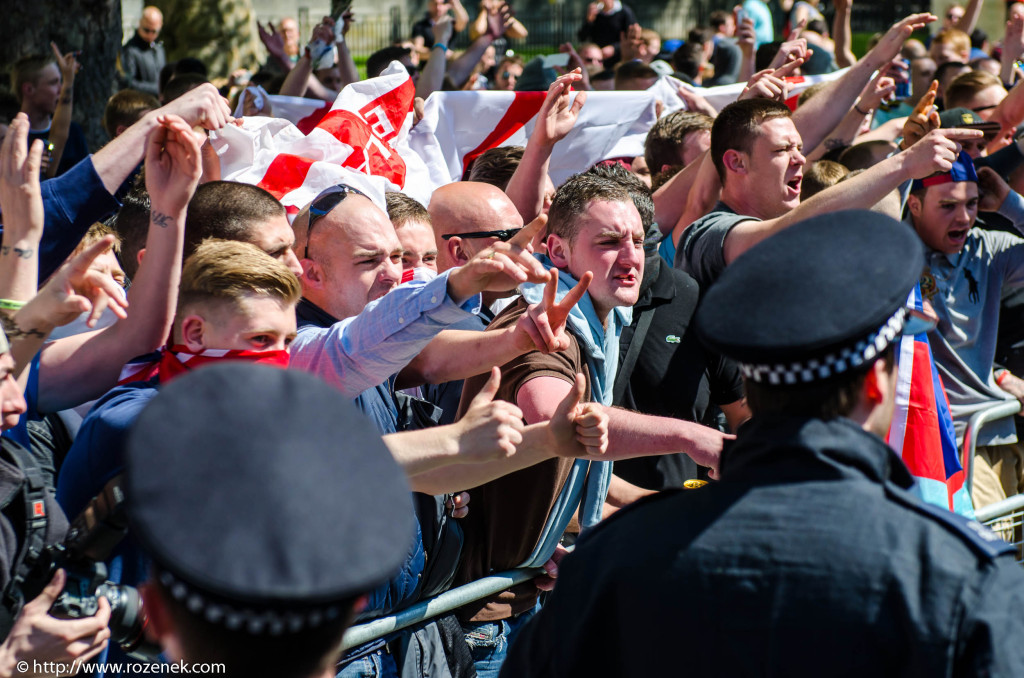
[888,285,974,518]
[212,63,850,213]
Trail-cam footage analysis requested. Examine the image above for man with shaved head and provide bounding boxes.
[417,181,532,423]
[430,181,526,275]
[287,184,580,427]
[122,6,166,96]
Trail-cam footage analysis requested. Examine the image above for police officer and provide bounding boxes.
[499,210,1024,677]
[126,363,415,677]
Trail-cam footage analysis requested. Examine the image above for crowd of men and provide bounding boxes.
[0,0,1022,676]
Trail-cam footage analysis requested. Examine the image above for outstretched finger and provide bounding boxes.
[913,80,938,118]
[941,128,985,141]
[510,213,547,251]
[788,17,807,40]
[542,267,558,310]
[556,270,592,312]
[470,367,502,407]
[772,57,804,79]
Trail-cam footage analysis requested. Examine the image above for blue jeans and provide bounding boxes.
[462,608,536,678]
[336,646,399,678]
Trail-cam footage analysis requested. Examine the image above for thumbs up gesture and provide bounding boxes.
[452,367,525,462]
[547,373,609,457]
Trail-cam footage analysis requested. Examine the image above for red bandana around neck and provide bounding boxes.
[119,345,290,386]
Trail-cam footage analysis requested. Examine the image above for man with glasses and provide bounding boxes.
[122,6,166,97]
[289,183,575,412]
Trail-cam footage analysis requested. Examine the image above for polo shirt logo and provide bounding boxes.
[666,335,681,344]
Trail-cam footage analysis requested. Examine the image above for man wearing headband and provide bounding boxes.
[500,211,1024,676]
[906,151,1024,510]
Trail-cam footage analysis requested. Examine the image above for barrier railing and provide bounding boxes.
[341,566,543,651]
[960,400,1022,496]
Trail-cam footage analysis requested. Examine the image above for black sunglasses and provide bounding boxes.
[305,184,368,258]
[441,228,522,242]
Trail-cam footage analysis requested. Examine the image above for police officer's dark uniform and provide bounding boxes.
[499,211,1024,677]
[125,363,415,675]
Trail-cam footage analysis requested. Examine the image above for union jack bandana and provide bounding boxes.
[118,345,290,385]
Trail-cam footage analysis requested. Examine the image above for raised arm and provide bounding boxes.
[722,127,982,263]
[45,43,79,180]
[792,13,936,153]
[506,71,586,222]
[37,115,202,413]
[398,268,590,387]
[954,0,985,35]
[417,16,453,100]
[832,0,857,68]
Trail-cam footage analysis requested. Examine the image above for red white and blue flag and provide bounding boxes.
[888,285,974,517]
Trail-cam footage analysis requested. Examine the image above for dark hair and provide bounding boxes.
[103,89,160,139]
[113,180,152,280]
[806,18,828,35]
[584,163,654,231]
[614,61,659,89]
[163,74,208,103]
[970,27,987,48]
[467,146,524,188]
[548,172,632,242]
[184,181,286,258]
[645,110,713,173]
[385,191,430,228]
[744,345,896,419]
[755,42,782,71]
[687,27,714,45]
[671,43,705,79]
[709,10,732,30]
[151,575,356,678]
[710,99,792,182]
[367,47,412,79]
[838,140,896,171]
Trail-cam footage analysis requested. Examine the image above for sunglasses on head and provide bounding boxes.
[304,184,369,258]
[441,228,522,241]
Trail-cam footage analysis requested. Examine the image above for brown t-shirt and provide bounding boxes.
[454,297,591,622]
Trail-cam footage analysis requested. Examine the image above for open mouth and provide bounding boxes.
[614,273,637,285]
[948,228,969,244]
[787,177,802,193]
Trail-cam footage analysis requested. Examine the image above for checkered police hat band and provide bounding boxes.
[157,569,345,636]
[739,307,906,386]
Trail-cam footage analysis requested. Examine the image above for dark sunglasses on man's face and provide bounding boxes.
[304,184,368,258]
[441,228,522,242]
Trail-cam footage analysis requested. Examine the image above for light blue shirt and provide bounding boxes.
[289,270,481,398]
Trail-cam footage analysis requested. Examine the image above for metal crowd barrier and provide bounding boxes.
[960,400,1022,496]
[343,400,1024,650]
[960,399,1024,564]
[341,566,543,651]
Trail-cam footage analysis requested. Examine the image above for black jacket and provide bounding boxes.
[501,416,1024,677]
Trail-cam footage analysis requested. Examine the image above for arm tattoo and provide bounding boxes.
[0,246,34,259]
[0,316,45,341]
[151,211,173,229]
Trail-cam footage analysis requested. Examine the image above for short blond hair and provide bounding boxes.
[177,240,301,320]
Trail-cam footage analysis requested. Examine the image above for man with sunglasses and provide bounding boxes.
[289,183,568,410]
[121,6,165,97]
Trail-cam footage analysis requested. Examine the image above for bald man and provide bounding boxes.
[416,181,549,423]
[430,181,527,277]
[287,185,574,429]
[122,6,166,96]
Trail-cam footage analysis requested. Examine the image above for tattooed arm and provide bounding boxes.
[37,115,201,412]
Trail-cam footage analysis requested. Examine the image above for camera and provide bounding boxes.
[26,477,159,661]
